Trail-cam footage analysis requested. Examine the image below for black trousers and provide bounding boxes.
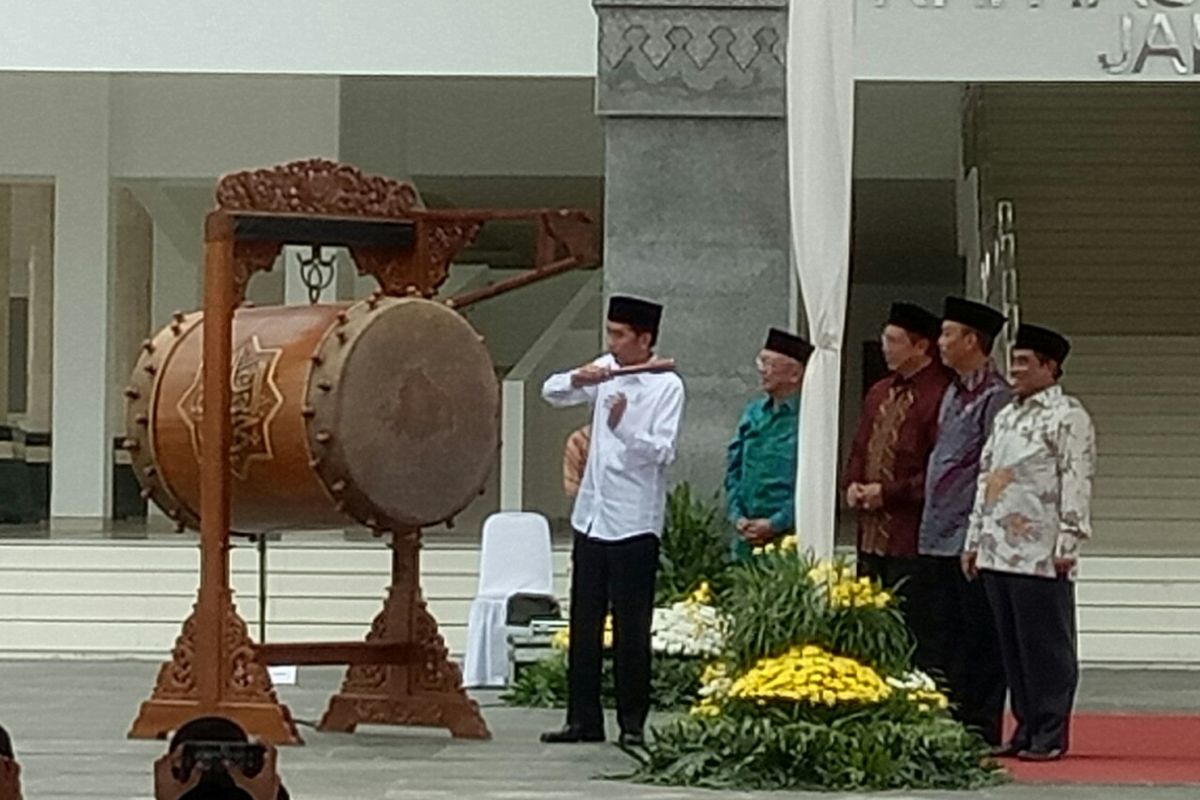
[856,552,935,665]
[982,570,1078,753]
[566,531,659,736]
[914,556,1007,746]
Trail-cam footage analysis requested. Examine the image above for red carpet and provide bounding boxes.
[1002,713,1200,785]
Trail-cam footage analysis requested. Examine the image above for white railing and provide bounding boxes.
[499,274,601,521]
[980,198,1019,371]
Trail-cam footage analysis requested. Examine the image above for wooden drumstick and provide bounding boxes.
[606,357,676,378]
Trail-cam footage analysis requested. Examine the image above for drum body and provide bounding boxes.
[125,297,499,534]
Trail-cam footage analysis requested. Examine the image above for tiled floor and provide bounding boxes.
[1,661,1199,799]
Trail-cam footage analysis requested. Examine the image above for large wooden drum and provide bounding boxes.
[124,297,499,534]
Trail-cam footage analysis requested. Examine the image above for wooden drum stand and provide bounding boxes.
[126,160,598,743]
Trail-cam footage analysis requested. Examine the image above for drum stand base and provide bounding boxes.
[127,531,488,744]
[317,531,490,739]
[127,590,303,744]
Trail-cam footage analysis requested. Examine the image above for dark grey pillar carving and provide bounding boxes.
[595,0,792,495]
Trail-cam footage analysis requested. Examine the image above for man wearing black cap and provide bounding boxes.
[916,297,1012,747]
[963,323,1095,762]
[540,294,686,747]
[845,303,951,607]
[724,328,813,562]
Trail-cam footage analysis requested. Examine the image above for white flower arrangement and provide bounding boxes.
[885,669,939,693]
[651,586,727,658]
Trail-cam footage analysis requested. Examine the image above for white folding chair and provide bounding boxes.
[462,511,555,688]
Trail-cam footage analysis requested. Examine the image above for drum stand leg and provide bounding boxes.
[128,573,302,744]
[317,529,490,739]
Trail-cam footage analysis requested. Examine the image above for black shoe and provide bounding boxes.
[540,725,605,744]
[1017,747,1065,762]
[988,742,1024,758]
[618,731,646,748]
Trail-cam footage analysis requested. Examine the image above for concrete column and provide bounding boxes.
[0,188,11,424]
[594,0,791,493]
[51,168,113,522]
[22,189,54,435]
[111,188,153,436]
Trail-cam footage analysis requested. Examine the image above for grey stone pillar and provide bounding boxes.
[594,0,791,495]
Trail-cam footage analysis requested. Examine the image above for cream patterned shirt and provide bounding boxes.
[965,385,1096,580]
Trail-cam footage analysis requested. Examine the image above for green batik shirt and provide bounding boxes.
[724,393,800,538]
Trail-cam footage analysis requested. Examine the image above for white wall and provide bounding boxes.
[0,72,344,520]
[857,0,1200,82]
[340,77,603,179]
[0,1,597,77]
[460,268,597,370]
[110,75,340,178]
[0,76,115,518]
[8,0,1200,83]
[0,75,120,520]
[854,83,962,180]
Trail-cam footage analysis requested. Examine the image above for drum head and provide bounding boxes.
[306,297,499,529]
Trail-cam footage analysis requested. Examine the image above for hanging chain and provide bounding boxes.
[297,245,337,304]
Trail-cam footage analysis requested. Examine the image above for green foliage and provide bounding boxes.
[626,712,1003,792]
[826,603,914,678]
[656,483,731,605]
[723,549,825,671]
[722,551,913,676]
[502,652,704,712]
[501,653,571,708]
[621,551,993,792]
[651,657,705,711]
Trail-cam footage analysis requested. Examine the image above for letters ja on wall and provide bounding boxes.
[869,0,1200,77]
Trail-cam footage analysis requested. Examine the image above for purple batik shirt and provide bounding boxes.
[918,363,1013,557]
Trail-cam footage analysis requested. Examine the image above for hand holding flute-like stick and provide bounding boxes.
[570,357,676,388]
[609,357,676,377]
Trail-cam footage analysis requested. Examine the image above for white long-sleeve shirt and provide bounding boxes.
[541,353,685,542]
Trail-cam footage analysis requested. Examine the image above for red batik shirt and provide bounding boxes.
[845,361,951,558]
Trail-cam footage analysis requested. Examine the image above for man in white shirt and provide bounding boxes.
[963,323,1095,762]
[539,295,685,747]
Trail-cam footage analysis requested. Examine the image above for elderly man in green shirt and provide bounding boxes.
[725,328,813,562]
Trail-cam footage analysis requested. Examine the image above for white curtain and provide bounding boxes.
[788,0,856,560]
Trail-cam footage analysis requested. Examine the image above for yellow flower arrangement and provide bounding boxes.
[689,581,714,605]
[727,644,893,707]
[690,661,732,718]
[551,615,613,651]
[751,534,799,557]
[909,689,951,713]
[807,562,893,610]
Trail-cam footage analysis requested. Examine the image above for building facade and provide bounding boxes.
[0,0,1196,663]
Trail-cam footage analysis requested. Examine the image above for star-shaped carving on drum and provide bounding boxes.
[178,335,285,481]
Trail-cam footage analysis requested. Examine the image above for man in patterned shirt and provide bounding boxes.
[963,323,1095,762]
[846,302,951,645]
[917,297,1012,747]
[724,328,813,562]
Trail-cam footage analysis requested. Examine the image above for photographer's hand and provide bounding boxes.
[153,749,201,800]
[229,742,282,800]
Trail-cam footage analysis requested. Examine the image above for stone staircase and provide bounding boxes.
[1061,336,1200,554]
[1,539,1198,667]
[0,539,568,660]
